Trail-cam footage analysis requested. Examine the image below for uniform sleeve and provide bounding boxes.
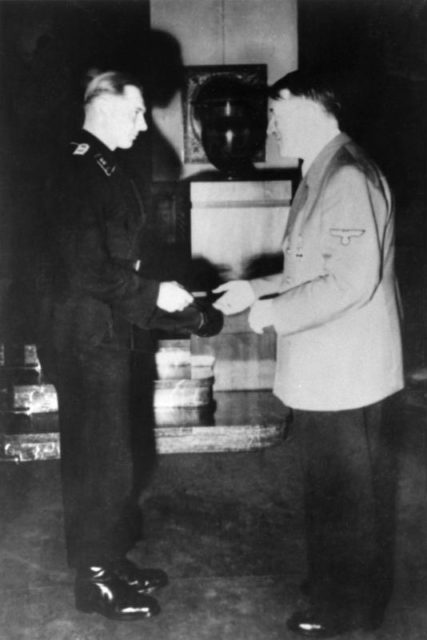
[270,165,390,336]
[250,273,283,298]
[55,170,160,328]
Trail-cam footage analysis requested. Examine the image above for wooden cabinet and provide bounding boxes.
[189,174,294,390]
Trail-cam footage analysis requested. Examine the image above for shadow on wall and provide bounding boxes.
[147,29,186,181]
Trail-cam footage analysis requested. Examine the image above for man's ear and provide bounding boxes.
[96,94,114,117]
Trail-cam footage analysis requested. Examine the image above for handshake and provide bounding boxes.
[152,280,274,337]
[151,282,224,338]
[212,281,274,334]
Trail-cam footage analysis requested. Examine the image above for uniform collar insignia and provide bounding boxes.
[94,153,116,177]
[71,132,116,176]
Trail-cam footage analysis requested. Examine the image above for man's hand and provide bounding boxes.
[212,280,256,315]
[157,282,193,312]
[248,299,274,334]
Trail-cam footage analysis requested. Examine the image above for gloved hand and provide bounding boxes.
[212,280,256,315]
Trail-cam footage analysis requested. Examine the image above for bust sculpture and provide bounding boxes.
[191,75,266,178]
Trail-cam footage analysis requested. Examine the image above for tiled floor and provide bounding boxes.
[0,382,426,640]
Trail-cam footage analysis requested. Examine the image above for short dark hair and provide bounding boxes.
[83,69,143,105]
[268,70,342,122]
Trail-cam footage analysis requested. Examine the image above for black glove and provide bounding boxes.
[148,299,224,338]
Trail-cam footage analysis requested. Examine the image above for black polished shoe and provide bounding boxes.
[286,607,381,638]
[75,566,160,620]
[111,558,169,594]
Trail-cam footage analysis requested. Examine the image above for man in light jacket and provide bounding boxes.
[214,70,404,638]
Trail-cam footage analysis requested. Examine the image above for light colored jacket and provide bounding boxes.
[251,133,404,411]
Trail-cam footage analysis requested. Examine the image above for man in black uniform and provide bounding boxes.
[38,70,219,620]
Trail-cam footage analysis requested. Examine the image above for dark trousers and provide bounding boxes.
[293,395,400,618]
[53,343,156,569]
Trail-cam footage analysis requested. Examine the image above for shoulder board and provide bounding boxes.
[70,142,90,156]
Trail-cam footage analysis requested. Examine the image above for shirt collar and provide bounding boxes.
[71,130,116,162]
[71,129,117,175]
[304,132,351,189]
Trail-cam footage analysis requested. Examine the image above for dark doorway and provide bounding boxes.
[0,0,151,345]
[298,0,427,369]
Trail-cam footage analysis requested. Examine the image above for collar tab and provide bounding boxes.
[94,153,116,177]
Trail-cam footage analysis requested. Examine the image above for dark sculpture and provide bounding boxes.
[192,75,267,177]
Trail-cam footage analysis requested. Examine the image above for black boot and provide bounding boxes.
[75,566,160,620]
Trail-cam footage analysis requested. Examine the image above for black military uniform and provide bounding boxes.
[38,129,162,569]
[37,126,223,619]
[38,129,222,575]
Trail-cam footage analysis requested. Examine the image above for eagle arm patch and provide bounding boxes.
[329,228,365,245]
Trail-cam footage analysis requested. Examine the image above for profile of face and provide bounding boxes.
[267,90,314,160]
[104,85,148,149]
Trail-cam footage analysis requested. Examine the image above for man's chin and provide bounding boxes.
[118,140,134,150]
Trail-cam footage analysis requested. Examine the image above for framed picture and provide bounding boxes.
[182,64,267,164]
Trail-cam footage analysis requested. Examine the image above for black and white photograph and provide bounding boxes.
[0,1,426,639]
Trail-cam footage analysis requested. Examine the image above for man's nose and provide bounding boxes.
[138,114,148,132]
